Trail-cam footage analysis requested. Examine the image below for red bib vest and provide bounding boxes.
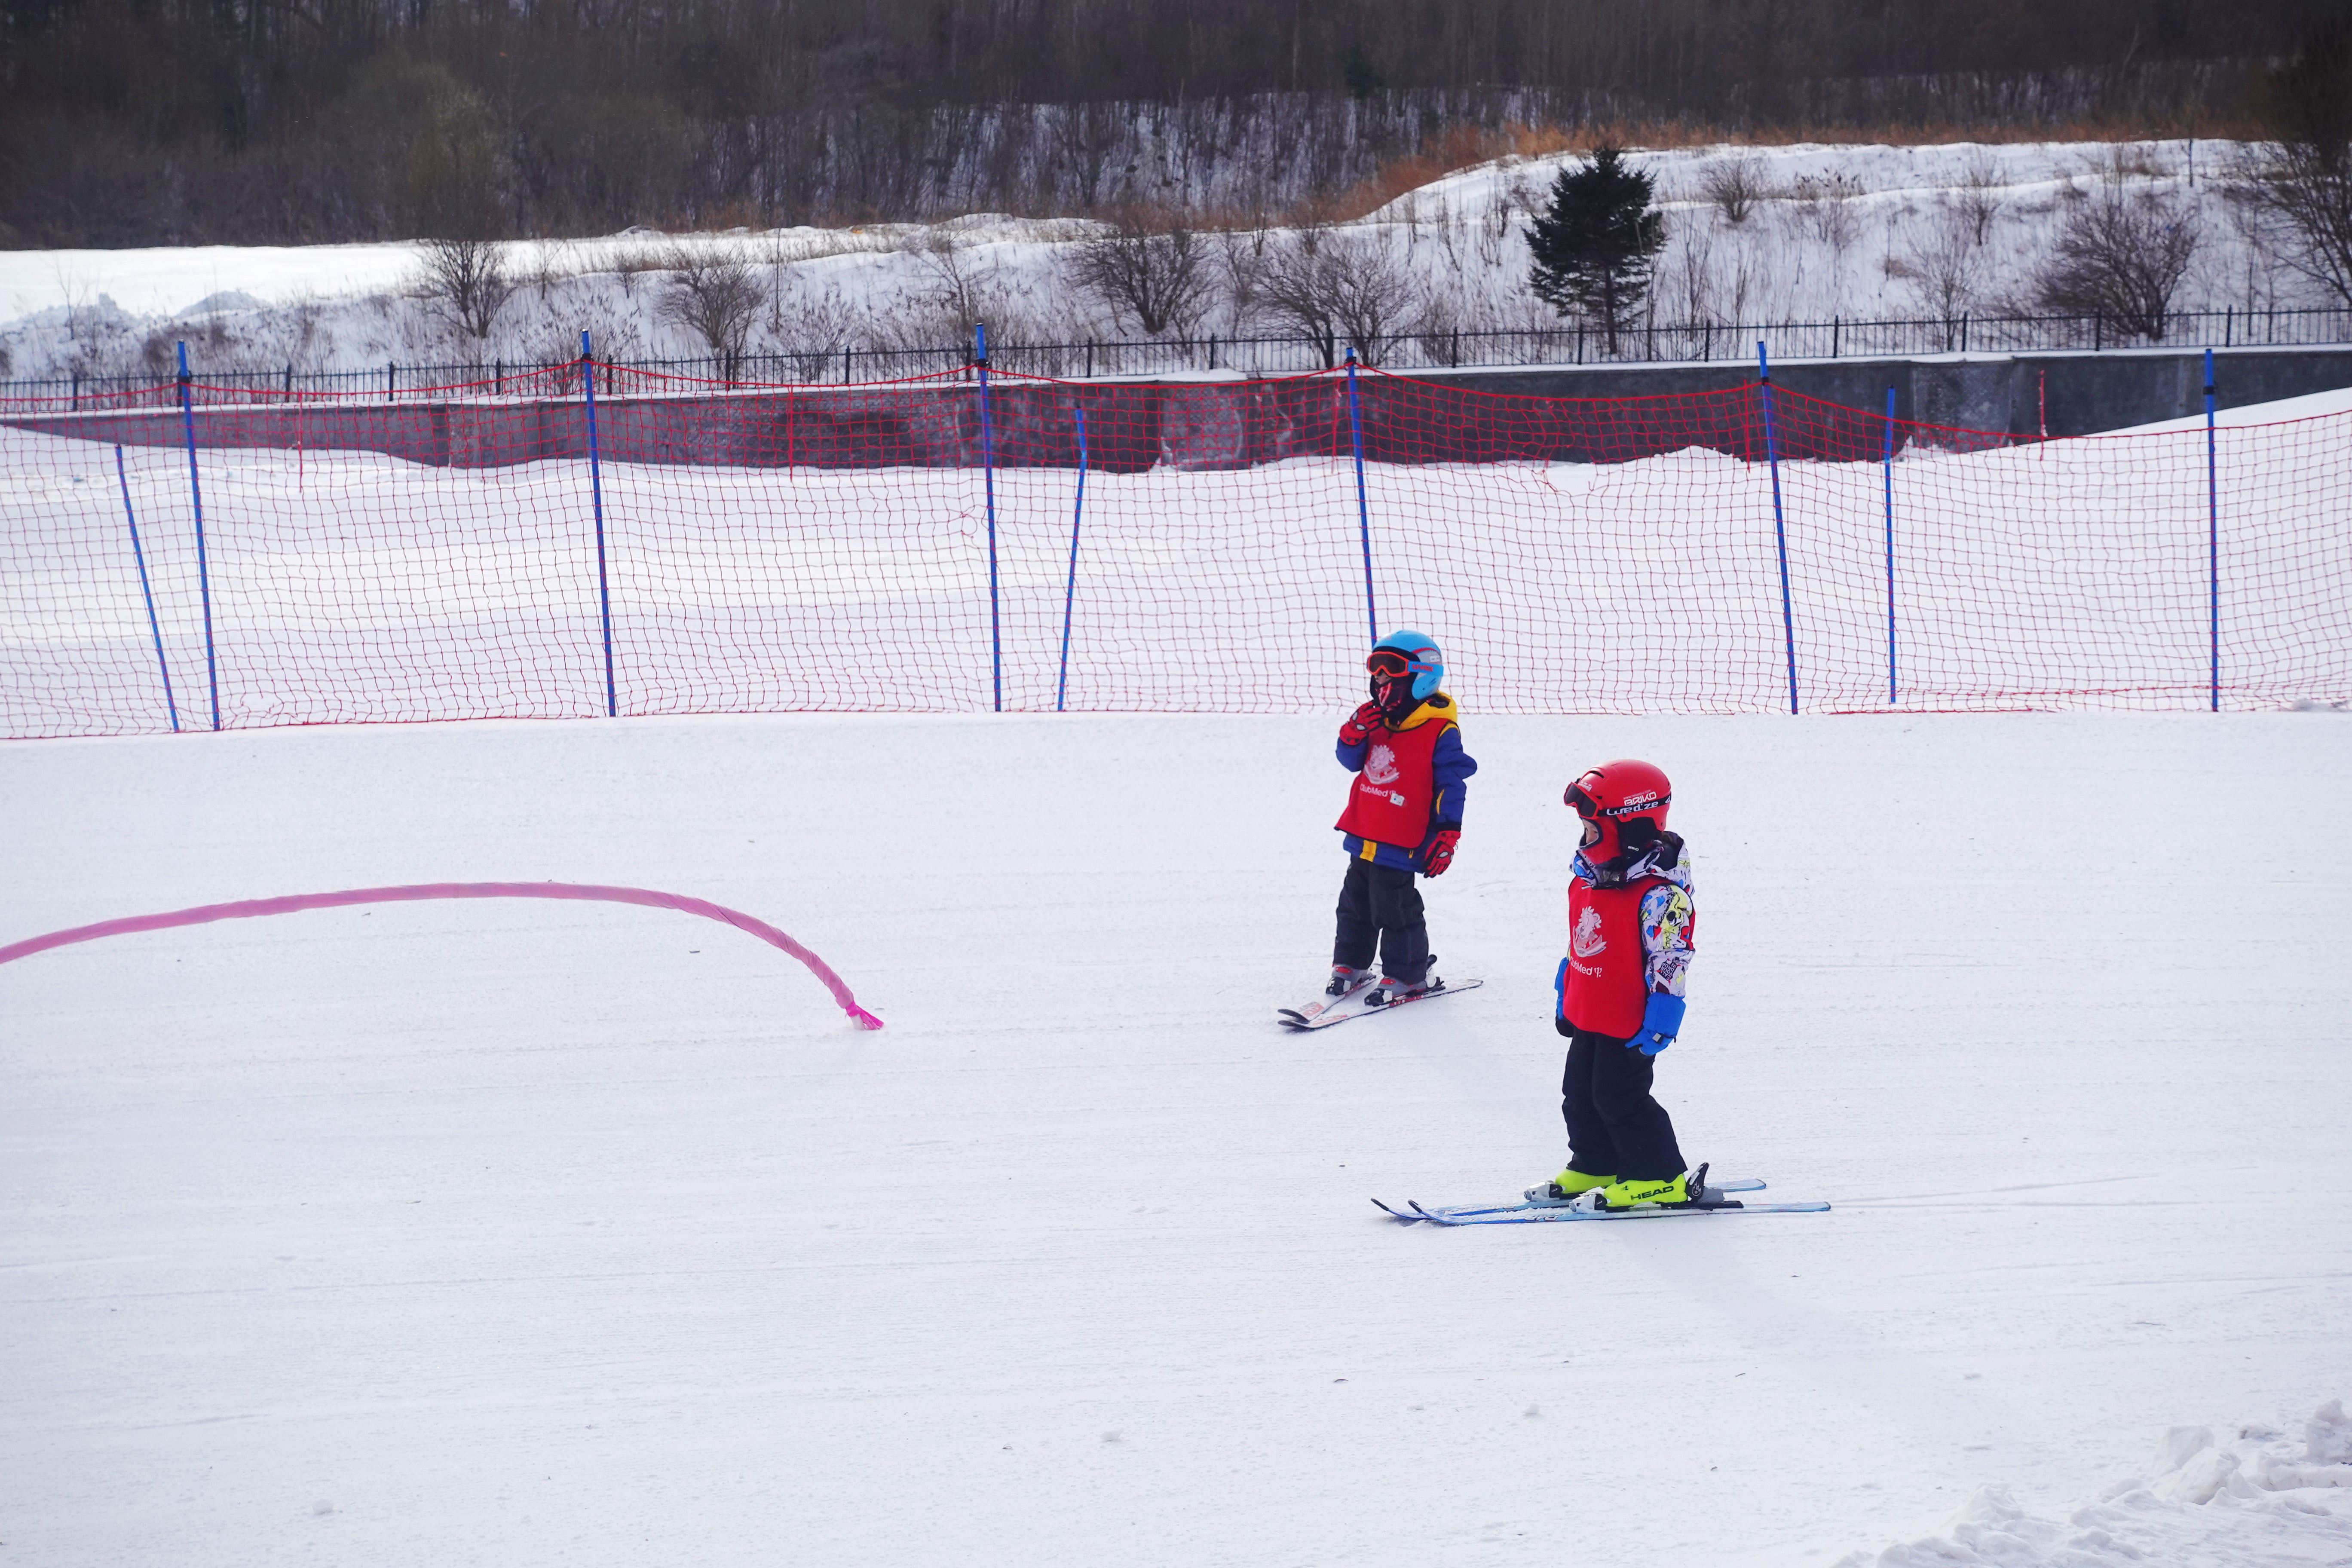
[1335,709,1449,849]
[1561,875,1666,1038]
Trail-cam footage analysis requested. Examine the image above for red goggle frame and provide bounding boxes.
[1367,649,1431,678]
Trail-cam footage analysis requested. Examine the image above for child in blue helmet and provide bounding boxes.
[1326,631,1478,1006]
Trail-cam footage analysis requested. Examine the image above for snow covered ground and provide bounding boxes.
[5,708,2349,1566]
[3,138,2331,386]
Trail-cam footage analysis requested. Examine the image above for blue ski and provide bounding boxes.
[1373,1177,1764,1224]
[1406,1195,1829,1225]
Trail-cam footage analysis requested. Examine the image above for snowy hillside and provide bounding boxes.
[3,138,2332,386]
[4,708,2349,1567]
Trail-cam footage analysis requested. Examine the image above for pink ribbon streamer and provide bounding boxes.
[0,882,885,1030]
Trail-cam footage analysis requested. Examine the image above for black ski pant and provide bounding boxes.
[1332,858,1430,984]
[1559,1026,1686,1181]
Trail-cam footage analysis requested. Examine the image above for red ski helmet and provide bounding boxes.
[1564,759,1672,864]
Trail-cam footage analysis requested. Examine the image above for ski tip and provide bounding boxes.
[1370,1197,1422,1222]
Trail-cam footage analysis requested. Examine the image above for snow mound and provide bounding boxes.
[176,290,264,318]
[1834,1402,2352,1567]
[2101,386,2352,436]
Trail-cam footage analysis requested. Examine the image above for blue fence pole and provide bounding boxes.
[582,329,616,717]
[1056,404,1087,713]
[115,445,180,733]
[2205,347,2218,712]
[174,342,220,730]
[1344,348,1377,644]
[1883,385,1898,706]
[1757,343,1797,715]
[976,324,1001,712]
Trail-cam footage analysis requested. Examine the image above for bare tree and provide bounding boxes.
[1891,214,1987,347]
[1663,226,1717,325]
[1253,229,1427,366]
[769,278,868,380]
[1252,233,1342,367]
[2242,23,2352,306]
[1789,168,1864,252]
[1700,154,1771,225]
[658,245,765,370]
[1956,150,2007,247]
[416,236,512,343]
[1063,212,1215,337]
[911,236,990,334]
[415,236,514,342]
[2033,184,2202,340]
[1411,290,1476,366]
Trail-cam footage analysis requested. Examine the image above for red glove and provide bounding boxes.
[1338,700,1384,747]
[1421,827,1461,876]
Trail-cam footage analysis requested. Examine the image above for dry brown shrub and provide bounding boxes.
[1298,113,2266,227]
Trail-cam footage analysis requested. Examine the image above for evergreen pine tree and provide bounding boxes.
[1526,147,1668,352]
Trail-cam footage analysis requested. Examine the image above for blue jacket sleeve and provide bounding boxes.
[1336,734,1368,771]
[1428,726,1476,827]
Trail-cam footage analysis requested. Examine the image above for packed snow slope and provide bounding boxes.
[4,710,2350,1567]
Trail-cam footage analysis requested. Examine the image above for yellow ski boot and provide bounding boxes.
[1524,1168,1614,1205]
[1594,1172,1691,1209]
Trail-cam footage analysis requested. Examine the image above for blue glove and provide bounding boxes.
[1628,992,1685,1055]
[1553,958,1573,1037]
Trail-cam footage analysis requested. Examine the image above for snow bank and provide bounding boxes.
[2102,384,2352,436]
[1834,1403,2352,1567]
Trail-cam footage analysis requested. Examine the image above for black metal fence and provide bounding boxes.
[10,306,2351,407]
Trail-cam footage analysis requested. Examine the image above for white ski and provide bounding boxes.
[1279,977,1482,1030]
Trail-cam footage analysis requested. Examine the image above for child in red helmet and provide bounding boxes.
[1529,759,1699,1210]
[1326,630,1477,1007]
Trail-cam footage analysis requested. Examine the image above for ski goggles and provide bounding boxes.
[1366,649,1432,678]
[1564,778,1670,818]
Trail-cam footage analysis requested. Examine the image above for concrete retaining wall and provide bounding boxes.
[9,346,2346,471]
[1411,345,2352,438]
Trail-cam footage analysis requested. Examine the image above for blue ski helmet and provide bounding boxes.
[1369,630,1445,700]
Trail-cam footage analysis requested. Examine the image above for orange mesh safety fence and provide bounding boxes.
[3,359,2345,737]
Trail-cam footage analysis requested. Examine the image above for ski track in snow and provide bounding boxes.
[3,708,2349,1566]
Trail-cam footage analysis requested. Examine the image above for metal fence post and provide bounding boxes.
[1345,348,1378,645]
[1883,386,1898,706]
[1758,343,1798,715]
[2205,347,2219,711]
[116,446,180,732]
[582,330,616,717]
[1057,404,1088,713]
[976,323,1001,712]
[174,342,221,730]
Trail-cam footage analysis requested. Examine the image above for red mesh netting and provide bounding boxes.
[3,361,2345,737]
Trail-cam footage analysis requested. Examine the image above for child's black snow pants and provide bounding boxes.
[1332,859,1430,984]
[1559,1027,1686,1181]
